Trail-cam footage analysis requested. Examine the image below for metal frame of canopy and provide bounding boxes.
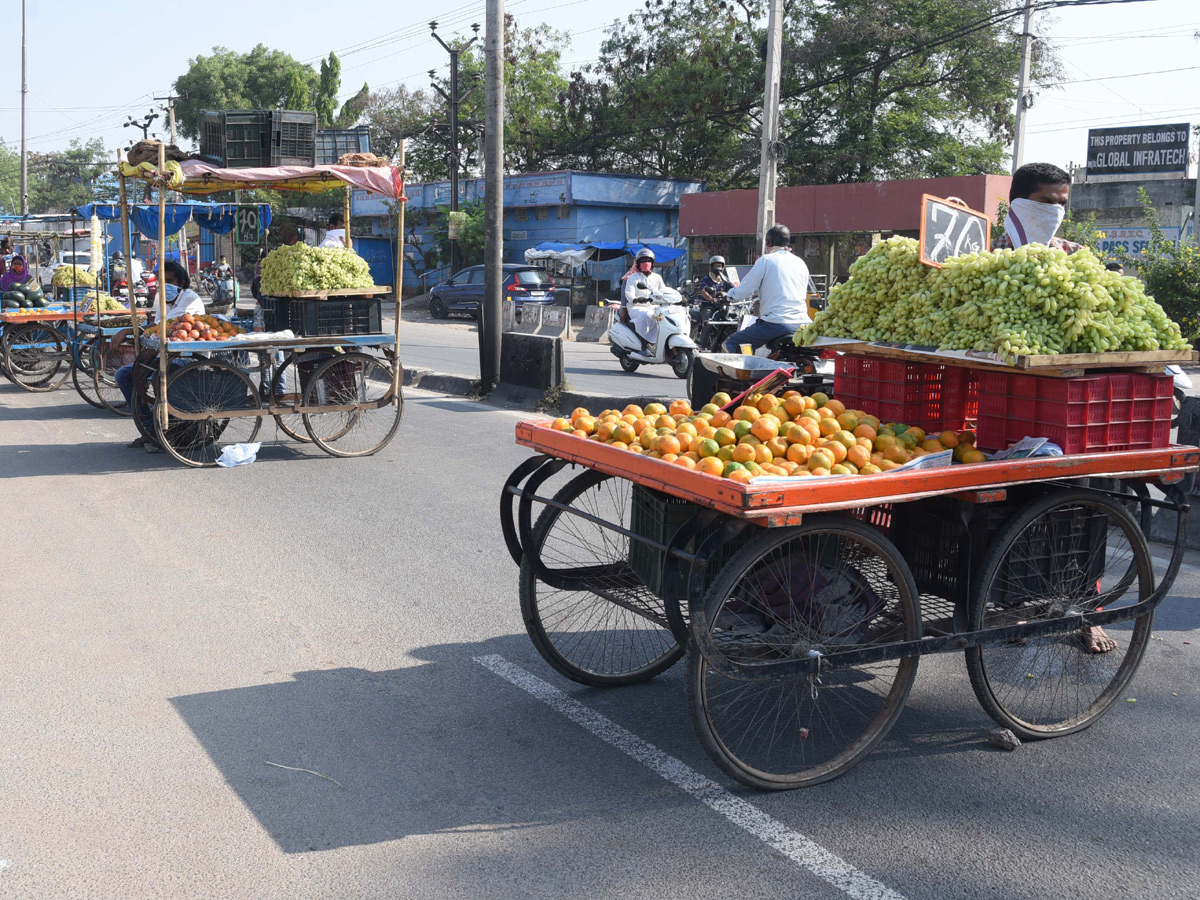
[117,144,408,438]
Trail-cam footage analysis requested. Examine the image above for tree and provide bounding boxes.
[336,83,371,129]
[429,200,486,267]
[360,85,439,172]
[316,52,342,128]
[28,138,111,213]
[173,45,319,141]
[0,141,24,214]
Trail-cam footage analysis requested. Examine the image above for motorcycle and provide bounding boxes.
[691,292,755,353]
[607,284,699,379]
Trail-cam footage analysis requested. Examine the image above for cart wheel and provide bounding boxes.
[965,488,1154,741]
[71,336,106,409]
[268,355,314,443]
[2,323,72,392]
[686,516,920,790]
[155,360,262,468]
[520,469,684,686]
[92,334,136,417]
[670,347,694,379]
[301,352,402,458]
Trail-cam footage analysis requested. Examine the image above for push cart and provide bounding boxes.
[502,420,1198,790]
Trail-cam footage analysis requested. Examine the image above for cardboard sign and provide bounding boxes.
[919,195,991,268]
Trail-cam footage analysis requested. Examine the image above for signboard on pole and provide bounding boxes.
[1086,123,1190,178]
[918,195,991,268]
[235,206,262,245]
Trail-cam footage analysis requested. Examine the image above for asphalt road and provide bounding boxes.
[1,381,1199,900]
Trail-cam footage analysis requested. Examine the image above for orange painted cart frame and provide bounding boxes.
[502,418,1199,790]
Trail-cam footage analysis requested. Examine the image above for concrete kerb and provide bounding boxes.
[577,305,615,342]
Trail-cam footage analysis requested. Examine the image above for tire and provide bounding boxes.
[72,336,106,409]
[670,347,694,379]
[686,515,921,790]
[429,296,448,319]
[93,334,136,417]
[965,488,1154,741]
[3,323,72,392]
[155,360,262,468]
[618,355,640,373]
[520,470,684,686]
[268,355,314,443]
[301,352,402,457]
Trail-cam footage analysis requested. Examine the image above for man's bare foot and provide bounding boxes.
[1081,625,1117,653]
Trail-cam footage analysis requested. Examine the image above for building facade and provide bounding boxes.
[351,170,702,291]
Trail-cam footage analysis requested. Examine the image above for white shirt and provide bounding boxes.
[622,269,664,307]
[320,229,346,249]
[128,257,144,283]
[728,246,812,326]
[161,287,205,321]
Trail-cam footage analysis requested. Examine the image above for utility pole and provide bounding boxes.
[20,0,28,215]
[1011,0,1035,174]
[755,0,784,255]
[155,92,189,273]
[480,0,504,391]
[431,21,481,276]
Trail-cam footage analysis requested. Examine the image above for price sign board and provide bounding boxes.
[235,206,262,245]
[919,194,991,268]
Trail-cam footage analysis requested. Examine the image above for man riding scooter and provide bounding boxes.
[723,224,811,353]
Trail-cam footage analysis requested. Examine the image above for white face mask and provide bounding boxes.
[164,283,180,302]
[1004,198,1066,248]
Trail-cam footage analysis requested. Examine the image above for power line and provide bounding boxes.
[1045,64,1200,85]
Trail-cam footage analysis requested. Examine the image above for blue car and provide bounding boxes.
[427,264,556,319]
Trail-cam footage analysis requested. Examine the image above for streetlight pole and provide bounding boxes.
[1011,0,1035,174]
[481,0,504,391]
[755,0,784,255]
[20,0,28,215]
[431,22,480,276]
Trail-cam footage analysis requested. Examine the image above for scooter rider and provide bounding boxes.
[621,247,664,320]
[698,255,732,305]
[723,224,811,352]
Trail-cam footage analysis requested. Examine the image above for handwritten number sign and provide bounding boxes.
[919,194,991,268]
[235,207,262,246]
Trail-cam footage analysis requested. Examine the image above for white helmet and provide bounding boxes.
[634,247,655,263]
[708,255,725,266]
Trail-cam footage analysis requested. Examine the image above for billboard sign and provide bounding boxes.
[1096,226,1181,256]
[1086,123,1190,177]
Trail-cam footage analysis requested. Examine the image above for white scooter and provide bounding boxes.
[608,284,699,379]
[1167,364,1192,425]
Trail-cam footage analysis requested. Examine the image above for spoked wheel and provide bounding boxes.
[92,333,137,416]
[301,352,402,457]
[268,354,314,442]
[670,347,694,379]
[2,323,72,392]
[155,360,262,468]
[520,470,684,686]
[72,336,106,408]
[686,516,921,790]
[965,488,1154,742]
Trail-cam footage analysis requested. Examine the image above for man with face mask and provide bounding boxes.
[994,162,1081,254]
[619,247,666,340]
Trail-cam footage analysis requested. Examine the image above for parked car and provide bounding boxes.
[39,250,92,289]
[427,264,556,319]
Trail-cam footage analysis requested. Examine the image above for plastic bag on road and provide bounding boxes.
[216,442,262,467]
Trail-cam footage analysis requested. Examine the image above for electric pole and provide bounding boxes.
[755,0,784,255]
[430,21,480,275]
[1011,0,1035,174]
[20,0,28,215]
[155,92,189,273]
[481,0,504,391]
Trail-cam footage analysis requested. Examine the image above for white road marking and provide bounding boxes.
[474,653,905,900]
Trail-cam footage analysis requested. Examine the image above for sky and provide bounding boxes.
[1,0,1197,179]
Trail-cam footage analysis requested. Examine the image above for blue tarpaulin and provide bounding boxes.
[530,240,685,263]
[72,203,272,239]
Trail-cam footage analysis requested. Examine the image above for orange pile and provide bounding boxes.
[549,391,986,481]
[165,313,244,343]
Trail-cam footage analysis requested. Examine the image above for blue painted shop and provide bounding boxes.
[350,170,703,294]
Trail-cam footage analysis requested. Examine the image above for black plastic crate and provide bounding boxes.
[985,505,1108,609]
[290,297,383,337]
[258,295,288,332]
[316,126,371,165]
[272,110,318,166]
[200,110,271,167]
[628,484,751,600]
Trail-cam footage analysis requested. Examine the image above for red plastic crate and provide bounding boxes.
[835,356,978,433]
[1131,373,1173,400]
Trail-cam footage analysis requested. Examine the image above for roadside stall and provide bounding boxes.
[117,147,407,467]
[499,194,1200,791]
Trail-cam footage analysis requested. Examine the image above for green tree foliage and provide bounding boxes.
[361,85,435,165]
[1121,187,1200,338]
[336,83,372,129]
[28,138,112,213]
[557,0,1060,187]
[429,200,486,267]
[173,45,320,140]
[316,53,343,128]
[0,140,25,213]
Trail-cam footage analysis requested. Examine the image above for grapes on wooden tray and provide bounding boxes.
[259,243,375,295]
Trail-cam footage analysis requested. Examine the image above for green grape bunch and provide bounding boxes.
[260,243,376,295]
[797,237,1189,362]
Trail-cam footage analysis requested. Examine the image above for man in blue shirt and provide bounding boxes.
[723,224,812,353]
